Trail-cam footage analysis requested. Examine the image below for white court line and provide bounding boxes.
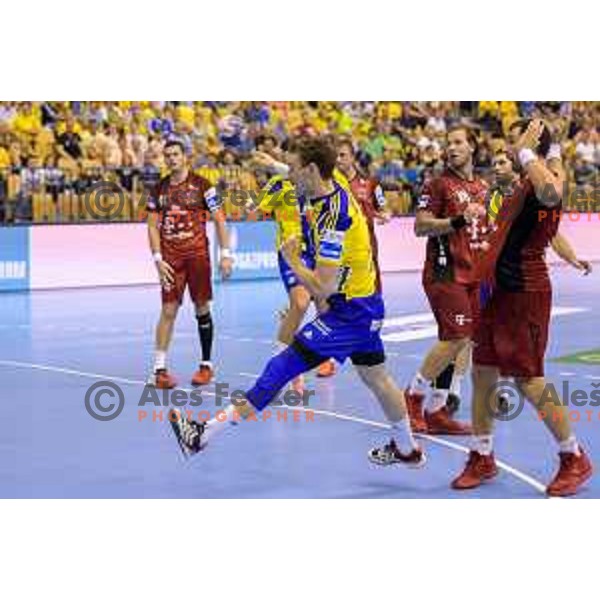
[0,359,217,398]
[585,375,600,381]
[283,406,547,495]
[0,358,549,496]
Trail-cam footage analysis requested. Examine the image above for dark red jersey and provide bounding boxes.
[147,172,219,260]
[494,178,562,292]
[417,169,489,286]
[348,173,386,220]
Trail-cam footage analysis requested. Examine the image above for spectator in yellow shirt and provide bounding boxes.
[0,145,9,170]
[11,102,42,137]
[478,101,499,118]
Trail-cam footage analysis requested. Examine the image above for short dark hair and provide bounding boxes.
[255,133,278,149]
[337,137,355,154]
[164,139,186,155]
[492,150,511,163]
[509,119,552,158]
[281,136,301,154]
[296,137,337,179]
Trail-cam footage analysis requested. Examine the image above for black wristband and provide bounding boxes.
[450,215,467,231]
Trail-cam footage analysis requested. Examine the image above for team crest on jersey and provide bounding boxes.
[319,229,344,260]
[455,190,472,206]
[418,195,431,210]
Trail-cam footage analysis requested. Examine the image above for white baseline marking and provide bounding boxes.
[0,359,217,398]
[381,306,589,343]
[0,358,548,496]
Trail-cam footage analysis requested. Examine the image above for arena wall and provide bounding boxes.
[0,217,599,291]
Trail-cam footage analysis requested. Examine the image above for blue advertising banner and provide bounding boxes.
[0,227,30,292]
[220,221,279,281]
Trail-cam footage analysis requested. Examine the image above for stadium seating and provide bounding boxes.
[0,101,597,224]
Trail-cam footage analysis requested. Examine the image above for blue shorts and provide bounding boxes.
[245,293,386,411]
[294,293,386,366]
[278,250,315,293]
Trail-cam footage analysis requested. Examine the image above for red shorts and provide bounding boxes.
[161,253,212,306]
[473,288,551,378]
[424,280,480,341]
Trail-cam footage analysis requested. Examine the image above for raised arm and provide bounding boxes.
[516,120,565,207]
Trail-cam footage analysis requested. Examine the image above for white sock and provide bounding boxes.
[203,404,238,443]
[390,418,418,454]
[559,435,581,456]
[450,374,463,397]
[154,350,167,372]
[200,360,213,368]
[408,371,428,394]
[427,389,448,414]
[474,434,494,456]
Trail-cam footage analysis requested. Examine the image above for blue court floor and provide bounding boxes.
[1,269,598,498]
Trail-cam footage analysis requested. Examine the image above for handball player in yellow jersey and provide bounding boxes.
[169,137,424,468]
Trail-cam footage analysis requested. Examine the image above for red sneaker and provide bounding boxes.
[425,405,473,435]
[316,359,336,378]
[154,369,177,390]
[452,451,499,489]
[405,389,428,433]
[191,364,214,386]
[546,448,593,497]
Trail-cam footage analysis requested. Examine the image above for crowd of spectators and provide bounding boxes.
[0,101,598,224]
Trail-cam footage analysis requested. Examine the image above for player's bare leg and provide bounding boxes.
[169,348,424,468]
[417,338,469,385]
[451,364,500,490]
[313,297,336,378]
[152,302,179,389]
[446,343,471,414]
[516,377,592,496]
[407,337,472,435]
[276,285,310,393]
[277,286,310,346]
[453,368,592,495]
[192,302,214,386]
[354,364,425,467]
[517,377,572,442]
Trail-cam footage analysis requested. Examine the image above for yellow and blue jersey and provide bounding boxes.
[258,171,351,251]
[309,181,377,301]
[245,180,386,411]
[258,175,314,291]
[257,175,303,248]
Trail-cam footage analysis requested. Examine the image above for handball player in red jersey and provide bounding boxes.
[336,138,389,293]
[146,140,233,389]
[452,119,593,496]
[407,125,489,435]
